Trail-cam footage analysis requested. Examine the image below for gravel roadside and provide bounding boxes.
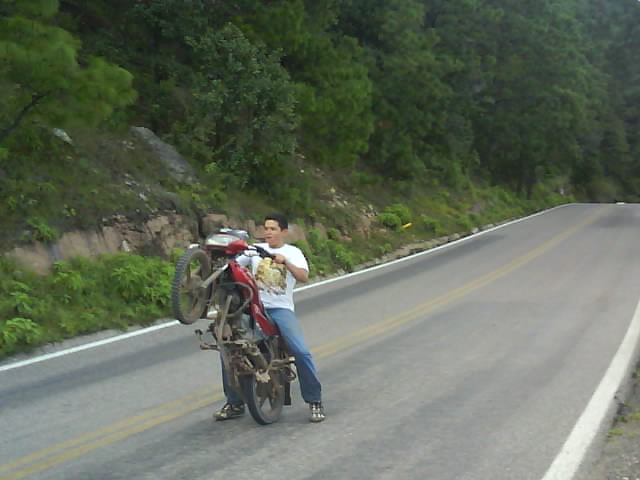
[581,369,640,480]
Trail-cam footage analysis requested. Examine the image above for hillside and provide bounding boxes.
[1,4,639,476]
[0,113,570,358]
[1,0,639,356]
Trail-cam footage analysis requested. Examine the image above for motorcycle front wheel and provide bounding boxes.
[171,247,212,324]
[240,372,285,425]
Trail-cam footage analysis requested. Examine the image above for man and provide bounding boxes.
[214,214,325,423]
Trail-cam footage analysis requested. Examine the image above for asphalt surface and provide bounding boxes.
[1,203,640,480]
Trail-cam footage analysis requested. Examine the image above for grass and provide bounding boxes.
[0,125,188,250]
[608,428,625,438]
[0,254,174,358]
[0,124,575,360]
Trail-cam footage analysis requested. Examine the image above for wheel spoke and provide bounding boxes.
[189,296,198,312]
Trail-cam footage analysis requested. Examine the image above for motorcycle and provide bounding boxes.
[171,228,295,425]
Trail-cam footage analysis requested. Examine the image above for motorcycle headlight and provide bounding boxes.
[205,233,237,247]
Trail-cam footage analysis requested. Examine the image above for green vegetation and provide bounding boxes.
[0,254,172,357]
[608,427,624,438]
[0,0,638,357]
[2,0,638,210]
[0,0,135,143]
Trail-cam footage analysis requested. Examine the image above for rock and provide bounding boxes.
[5,214,198,273]
[142,215,198,255]
[254,225,266,241]
[355,216,372,237]
[52,128,73,145]
[286,223,307,244]
[130,126,197,183]
[243,219,257,238]
[7,243,55,275]
[7,227,123,275]
[201,214,229,236]
[120,240,131,252]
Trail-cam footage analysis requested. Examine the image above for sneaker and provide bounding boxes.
[214,402,245,421]
[309,402,325,423]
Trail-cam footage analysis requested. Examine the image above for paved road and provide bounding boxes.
[1,204,640,480]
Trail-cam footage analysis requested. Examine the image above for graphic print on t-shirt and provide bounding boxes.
[255,257,286,294]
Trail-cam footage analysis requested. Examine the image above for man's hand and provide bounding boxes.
[273,254,309,283]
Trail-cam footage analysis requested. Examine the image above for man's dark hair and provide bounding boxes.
[264,213,288,230]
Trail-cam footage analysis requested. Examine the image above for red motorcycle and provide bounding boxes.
[171,229,295,424]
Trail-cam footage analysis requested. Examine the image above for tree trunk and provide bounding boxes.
[0,93,49,143]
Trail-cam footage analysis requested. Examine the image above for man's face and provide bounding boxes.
[264,219,286,248]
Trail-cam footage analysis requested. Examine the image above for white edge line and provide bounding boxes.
[0,202,573,372]
[541,295,640,480]
[296,202,571,292]
[0,321,178,372]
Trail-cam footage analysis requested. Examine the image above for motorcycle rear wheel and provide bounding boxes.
[240,372,285,425]
[171,247,212,324]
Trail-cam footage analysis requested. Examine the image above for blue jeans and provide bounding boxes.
[221,308,322,404]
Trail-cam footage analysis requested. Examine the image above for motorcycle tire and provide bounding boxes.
[240,372,285,425]
[171,247,212,325]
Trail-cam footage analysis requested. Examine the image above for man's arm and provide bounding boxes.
[236,253,252,267]
[273,254,309,283]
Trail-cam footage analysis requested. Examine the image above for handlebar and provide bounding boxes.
[252,245,276,260]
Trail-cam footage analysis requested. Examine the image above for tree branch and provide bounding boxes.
[0,91,50,143]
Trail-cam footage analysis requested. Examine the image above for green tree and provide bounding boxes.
[0,0,135,144]
[339,0,456,180]
[471,0,602,197]
[173,23,298,190]
[578,0,640,199]
[240,0,374,169]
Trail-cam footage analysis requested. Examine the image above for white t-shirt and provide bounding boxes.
[238,243,308,311]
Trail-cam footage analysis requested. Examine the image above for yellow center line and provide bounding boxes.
[312,210,600,359]
[1,393,226,480]
[0,209,603,479]
[0,387,218,476]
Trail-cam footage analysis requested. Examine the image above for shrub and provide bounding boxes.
[0,253,174,359]
[0,318,43,354]
[327,228,341,241]
[329,241,355,272]
[27,217,59,243]
[378,212,402,230]
[383,203,412,224]
[456,214,474,232]
[420,215,443,235]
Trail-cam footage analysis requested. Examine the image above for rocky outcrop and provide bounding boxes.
[4,201,507,275]
[130,127,197,184]
[5,213,313,274]
[7,214,197,274]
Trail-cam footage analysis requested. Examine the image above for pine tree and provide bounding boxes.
[0,0,135,143]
